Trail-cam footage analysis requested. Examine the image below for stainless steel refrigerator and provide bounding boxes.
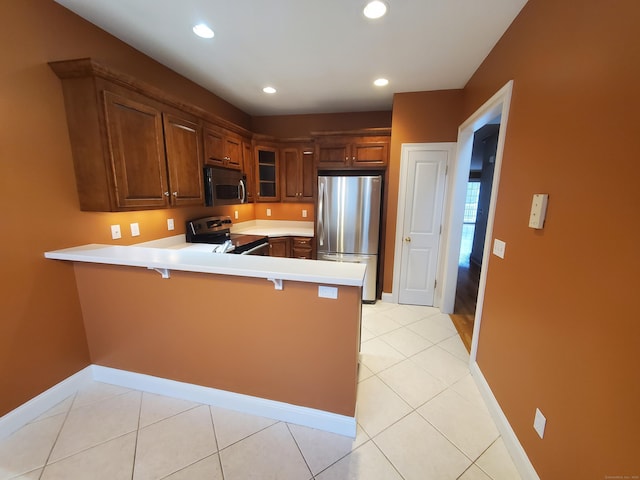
[316,174,382,302]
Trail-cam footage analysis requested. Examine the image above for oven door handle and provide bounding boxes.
[240,242,269,255]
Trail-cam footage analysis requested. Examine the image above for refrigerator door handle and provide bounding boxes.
[318,180,325,247]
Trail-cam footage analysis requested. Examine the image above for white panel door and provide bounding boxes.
[398,148,448,305]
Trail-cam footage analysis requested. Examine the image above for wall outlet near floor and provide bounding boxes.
[110,224,121,240]
[533,408,547,439]
[302,209,308,218]
[167,218,175,231]
[266,208,272,217]
[493,238,506,259]
[130,222,140,237]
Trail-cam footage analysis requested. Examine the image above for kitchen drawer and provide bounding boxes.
[292,236,314,259]
[293,237,312,247]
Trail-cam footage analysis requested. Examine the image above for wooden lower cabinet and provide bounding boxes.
[269,237,290,258]
[269,236,315,259]
[292,237,314,259]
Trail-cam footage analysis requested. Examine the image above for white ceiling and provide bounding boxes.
[54,0,528,116]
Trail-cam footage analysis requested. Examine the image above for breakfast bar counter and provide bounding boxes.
[44,235,363,437]
[45,237,365,287]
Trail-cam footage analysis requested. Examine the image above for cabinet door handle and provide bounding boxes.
[172,192,178,197]
[164,191,170,197]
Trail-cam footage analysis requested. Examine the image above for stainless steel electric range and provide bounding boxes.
[185,216,269,255]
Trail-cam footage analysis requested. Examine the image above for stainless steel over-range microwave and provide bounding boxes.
[203,166,247,206]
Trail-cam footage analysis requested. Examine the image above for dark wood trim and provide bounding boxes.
[49,58,252,138]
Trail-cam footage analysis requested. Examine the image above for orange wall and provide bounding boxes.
[383,90,464,292]
[463,1,640,477]
[252,111,392,138]
[0,0,252,416]
[74,264,361,416]
[253,203,314,221]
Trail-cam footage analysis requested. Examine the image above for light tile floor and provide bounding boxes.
[0,303,522,480]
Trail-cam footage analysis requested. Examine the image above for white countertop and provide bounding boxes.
[230,220,314,237]
[44,233,365,287]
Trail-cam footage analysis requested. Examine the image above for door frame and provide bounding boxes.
[391,142,456,307]
[439,80,514,362]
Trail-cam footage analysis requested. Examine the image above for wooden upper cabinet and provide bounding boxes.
[255,145,279,202]
[104,94,203,209]
[103,91,169,209]
[242,141,255,203]
[316,140,350,168]
[281,145,314,202]
[351,137,388,166]
[315,132,390,169]
[203,124,242,170]
[163,113,204,206]
[50,59,207,211]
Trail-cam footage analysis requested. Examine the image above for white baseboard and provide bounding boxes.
[470,361,540,480]
[380,292,395,303]
[0,365,355,440]
[91,366,355,437]
[0,367,93,441]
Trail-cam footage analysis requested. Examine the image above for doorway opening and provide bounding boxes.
[450,124,500,351]
[439,80,513,362]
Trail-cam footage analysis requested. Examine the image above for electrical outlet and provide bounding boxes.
[110,224,121,240]
[318,286,338,299]
[266,208,272,217]
[302,209,308,218]
[130,222,140,237]
[534,408,546,438]
[493,238,506,259]
[234,210,239,220]
[167,218,175,231]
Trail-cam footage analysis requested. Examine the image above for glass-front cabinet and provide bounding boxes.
[255,146,279,202]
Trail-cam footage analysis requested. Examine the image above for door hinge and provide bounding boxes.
[434,279,437,289]
[445,165,448,175]
[439,225,442,235]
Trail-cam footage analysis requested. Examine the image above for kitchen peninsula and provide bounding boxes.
[45,237,365,436]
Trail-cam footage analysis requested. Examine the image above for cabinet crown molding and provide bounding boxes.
[310,127,391,137]
[49,57,251,138]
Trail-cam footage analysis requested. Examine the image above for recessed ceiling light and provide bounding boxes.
[192,23,214,39]
[262,86,277,94]
[363,1,388,19]
[374,78,389,87]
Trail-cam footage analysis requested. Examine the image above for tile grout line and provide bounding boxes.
[130,391,144,480]
[37,391,78,480]
[284,422,315,480]
[208,405,226,480]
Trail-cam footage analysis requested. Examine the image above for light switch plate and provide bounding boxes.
[529,194,548,229]
[167,218,175,231]
[234,210,239,220]
[130,222,140,237]
[302,209,308,218]
[266,208,272,217]
[493,238,506,258]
